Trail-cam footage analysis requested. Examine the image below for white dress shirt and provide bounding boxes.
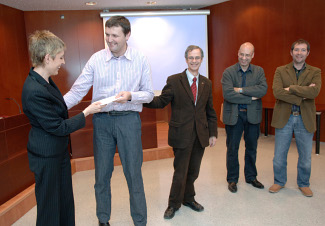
[64,47,154,112]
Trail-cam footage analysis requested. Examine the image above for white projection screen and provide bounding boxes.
[101,11,209,93]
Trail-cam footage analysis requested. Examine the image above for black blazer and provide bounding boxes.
[144,70,218,149]
[22,68,86,157]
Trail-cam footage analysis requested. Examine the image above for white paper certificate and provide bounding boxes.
[96,96,122,105]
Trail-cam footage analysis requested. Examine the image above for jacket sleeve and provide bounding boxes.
[143,77,174,109]
[241,67,268,98]
[221,69,253,104]
[289,68,322,100]
[272,67,303,105]
[27,90,85,137]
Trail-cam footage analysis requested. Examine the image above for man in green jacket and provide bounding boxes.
[270,39,322,197]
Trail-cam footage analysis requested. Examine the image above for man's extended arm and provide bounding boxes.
[144,77,174,109]
[63,59,94,110]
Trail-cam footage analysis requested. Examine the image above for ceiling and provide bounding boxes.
[0,0,228,11]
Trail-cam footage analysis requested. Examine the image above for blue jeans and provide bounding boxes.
[273,115,313,187]
[225,111,260,183]
[92,112,147,226]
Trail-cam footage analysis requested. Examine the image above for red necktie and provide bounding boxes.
[191,77,197,102]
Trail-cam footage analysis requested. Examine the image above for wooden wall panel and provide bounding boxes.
[0,4,29,117]
[6,124,31,157]
[206,0,325,140]
[0,152,34,206]
[155,104,172,122]
[140,108,158,149]
[0,131,7,162]
[70,128,94,158]
[0,115,34,205]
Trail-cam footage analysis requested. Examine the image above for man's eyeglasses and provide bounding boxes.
[187,56,202,61]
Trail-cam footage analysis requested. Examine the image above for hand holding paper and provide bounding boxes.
[96,96,123,106]
[115,91,132,103]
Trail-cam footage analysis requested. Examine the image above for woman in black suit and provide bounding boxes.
[21,30,103,226]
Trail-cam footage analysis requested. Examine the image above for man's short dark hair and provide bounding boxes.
[185,45,204,59]
[105,16,131,36]
[291,39,310,52]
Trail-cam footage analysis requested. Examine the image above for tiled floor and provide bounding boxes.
[13,125,325,226]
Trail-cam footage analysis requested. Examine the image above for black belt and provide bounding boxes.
[292,111,300,116]
[239,109,247,112]
[107,111,135,116]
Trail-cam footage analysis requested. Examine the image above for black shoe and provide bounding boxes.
[183,201,204,212]
[164,206,179,219]
[228,182,237,193]
[99,221,110,226]
[247,179,264,189]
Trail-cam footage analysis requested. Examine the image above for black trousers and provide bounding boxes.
[225,111,260,183]
[168,129,205,208]
[28,150,75,226]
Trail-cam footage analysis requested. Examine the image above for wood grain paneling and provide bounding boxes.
[70,128,94,158]
[140,108,158,149]
[155,104,171,122]
[0,115,34,206]
[0,131,7,163]
[0,4,29,117]
[6,125,30,158]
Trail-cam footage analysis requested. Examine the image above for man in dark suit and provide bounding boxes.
[144,45,218,219]
[221,42,268,193]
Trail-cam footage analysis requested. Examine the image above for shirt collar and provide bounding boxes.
[105,45,132,61]
[237,63,252,73]
[293,63,306,72]
[186,69,199,82]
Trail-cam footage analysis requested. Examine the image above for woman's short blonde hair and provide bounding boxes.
[29,30,65,67]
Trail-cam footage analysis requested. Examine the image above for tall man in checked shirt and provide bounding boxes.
[64,16,154,226]
[221,42,267,193]
[269,39,321,197]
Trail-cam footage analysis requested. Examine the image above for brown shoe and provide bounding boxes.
[269,184,284,193]
[299,187,313,197]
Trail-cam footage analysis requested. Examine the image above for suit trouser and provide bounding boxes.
[93,112,147,226]
[168,129,205,208]
[28,150,75,226]
[225,111,260,183]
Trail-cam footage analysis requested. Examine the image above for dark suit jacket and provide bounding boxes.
[221,63,268,125]
[144,70,218,149]
[271,62,321,133]
[22,68,86,157]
